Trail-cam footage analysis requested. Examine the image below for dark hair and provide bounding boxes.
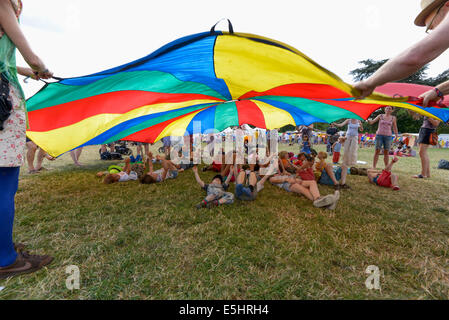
[140,174,156,184]
[212,174,223,183]
[310,148,318,157]
[103,174,117,184]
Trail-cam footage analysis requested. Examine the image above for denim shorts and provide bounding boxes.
[235,184,256,201]
[375,135,392,150]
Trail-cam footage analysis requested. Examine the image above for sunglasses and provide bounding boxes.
[426,2,446,33]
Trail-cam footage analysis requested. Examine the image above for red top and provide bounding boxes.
[297,167,315,181]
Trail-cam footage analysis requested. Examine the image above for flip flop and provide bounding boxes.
[412,174,425,179]
[392,186,400,191]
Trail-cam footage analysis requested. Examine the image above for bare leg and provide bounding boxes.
[391,174,399,188]
[383,149,389,168]
[71,148,83,166]
[35,148,46,170]
[249,171,257,186]
[26,141,37,172]
[144,143,150,155]
[420,144,430,177]
[122,158,131,174]
[372,149,380,169]
[384,156,398,172]
[300,180,320,200]
[290,183,314,201]
[236,170,246,184]
[324,164,339,185]
[137,145,143,158]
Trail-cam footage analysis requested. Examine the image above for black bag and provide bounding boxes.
[437,159,449,170]
[110,152,123,160]
[100,151,112,160]
[0,73,13,131]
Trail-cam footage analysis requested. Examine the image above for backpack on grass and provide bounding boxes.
[437,159,449,170]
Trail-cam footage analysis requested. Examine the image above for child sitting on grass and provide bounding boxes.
[140,152,179,184]
[97,157,138,184]
[279,151,298,174]
[367,157,400,191]
[314,152,340,188]
[192,165,234,209]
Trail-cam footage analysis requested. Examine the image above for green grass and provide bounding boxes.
[1,143,448,299]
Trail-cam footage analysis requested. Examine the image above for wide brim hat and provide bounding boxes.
[415,0,447,26]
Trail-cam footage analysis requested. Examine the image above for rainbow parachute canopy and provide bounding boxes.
[26,25,449,157]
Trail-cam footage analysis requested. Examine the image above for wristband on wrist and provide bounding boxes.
[434,87,444,99]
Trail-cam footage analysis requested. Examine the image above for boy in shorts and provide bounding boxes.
[367,157,400,190]
[98,157,138,184]
[140,152,179,184]
[192,165,234,209]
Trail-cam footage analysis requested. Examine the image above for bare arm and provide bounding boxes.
[367,115,381,125]
[192,166,205,188]
[146,153,154,174]
[428,117,441,127]
[354,13,449,98]
[392,117,399,137]
[420,79,449,106]
[224,165,234,185]
[333,119,349,128]
[0,0,52,78]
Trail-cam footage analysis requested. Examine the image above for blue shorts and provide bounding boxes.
[235,184,256,201]
[318,167,341,185]
[375,135,392,151]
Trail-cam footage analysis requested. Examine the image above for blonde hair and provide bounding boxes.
[278,151,288,159]
[318,151,327,160]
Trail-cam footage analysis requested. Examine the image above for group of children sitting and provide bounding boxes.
[96,144,401,211]
[388,141,417,157]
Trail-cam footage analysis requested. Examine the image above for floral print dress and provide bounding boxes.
[0,0,26,167]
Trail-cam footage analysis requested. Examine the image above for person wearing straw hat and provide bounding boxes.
[354,0,449,103]
[354,0,449,179]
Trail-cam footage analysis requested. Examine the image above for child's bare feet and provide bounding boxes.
[392,157,399,163]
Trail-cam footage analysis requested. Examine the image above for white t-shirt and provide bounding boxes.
[118,171,138,182]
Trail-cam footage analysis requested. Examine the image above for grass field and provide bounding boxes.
[0,142,448,299]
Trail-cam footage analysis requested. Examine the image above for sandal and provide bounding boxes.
[339,183,351,189]
[412,174,425,179]
[392,186,400,191]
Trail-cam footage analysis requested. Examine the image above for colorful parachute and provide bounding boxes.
[26,25,449,157]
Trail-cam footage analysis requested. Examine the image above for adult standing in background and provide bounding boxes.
[326,123,339,155]
[413,115,440,178]
[366,106,399,169]
[333,119,363,188]
[354,0,448,178]
[0,0,53,279]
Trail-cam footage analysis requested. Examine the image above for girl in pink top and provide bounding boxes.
[367,106,398,169]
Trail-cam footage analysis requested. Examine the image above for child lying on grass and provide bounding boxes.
[97,157,138,184]
[140,152,179,184]
[192,165,234,209]
[367,156,400,191]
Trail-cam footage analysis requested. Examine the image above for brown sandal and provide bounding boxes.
[0,251,53,279]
